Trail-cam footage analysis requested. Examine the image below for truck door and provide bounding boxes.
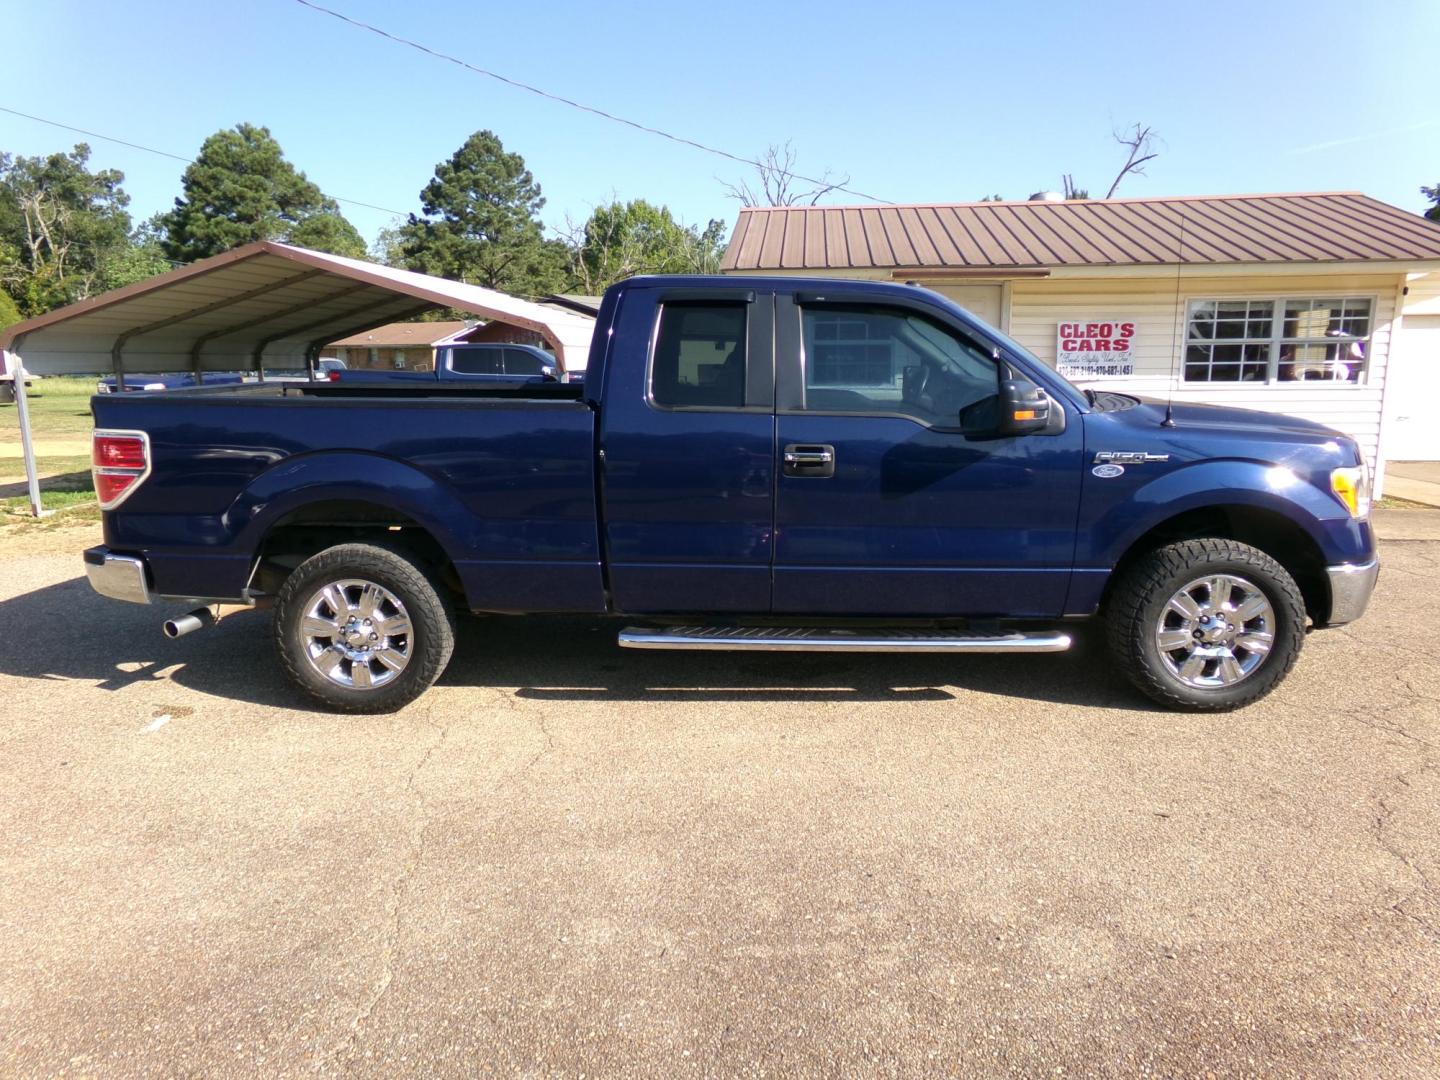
[598,287,776,614]
[772,292,1083,618]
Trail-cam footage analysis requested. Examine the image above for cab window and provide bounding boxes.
[800,305,998,424]
[502,349,547,376]
[448,347,504,376]
[651,302,747,408]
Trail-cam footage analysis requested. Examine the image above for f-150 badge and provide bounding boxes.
[1093,452,1171,464]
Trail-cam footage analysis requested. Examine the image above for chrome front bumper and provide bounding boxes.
[1325,556,1379,625]
[83,546,152,605]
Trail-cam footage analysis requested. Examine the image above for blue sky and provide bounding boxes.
[4,0,1437,247]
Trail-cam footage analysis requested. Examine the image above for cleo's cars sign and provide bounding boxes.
[1056,320,1136,379]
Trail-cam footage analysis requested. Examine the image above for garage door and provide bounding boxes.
[1386,315,1440,461]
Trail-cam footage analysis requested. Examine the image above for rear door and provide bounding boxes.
[598,286,776,614]
[772,292,1083,618]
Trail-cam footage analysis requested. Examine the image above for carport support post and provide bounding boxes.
[3,351,45,518]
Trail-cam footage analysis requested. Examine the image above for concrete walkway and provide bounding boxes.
[1385,461,1440,508]
[1372,507,1440,540]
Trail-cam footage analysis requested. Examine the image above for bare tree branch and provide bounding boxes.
[721,142,850,206]
[1104,123,1159,199]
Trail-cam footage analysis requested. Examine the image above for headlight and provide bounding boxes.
[1331,466,1371,519]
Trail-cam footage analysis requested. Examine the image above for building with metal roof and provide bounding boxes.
[723,191,1440,489]
[722,192,1440,273]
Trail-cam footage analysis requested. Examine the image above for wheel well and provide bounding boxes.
[1103,505,1329,621]
[253,500,463,601]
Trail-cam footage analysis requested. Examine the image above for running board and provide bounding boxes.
[617,626,1072,653]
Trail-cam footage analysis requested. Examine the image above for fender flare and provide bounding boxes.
[1083,459,1347,569]
[222,451,473,563]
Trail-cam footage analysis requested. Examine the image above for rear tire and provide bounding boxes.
[273,543,455,713]
[1105,538,1305,711]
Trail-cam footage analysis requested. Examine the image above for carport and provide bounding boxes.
[0,242,597,515]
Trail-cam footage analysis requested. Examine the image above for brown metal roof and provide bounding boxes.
[0,242,596,376]
[721,192,1440,272]
[327,321,471,348]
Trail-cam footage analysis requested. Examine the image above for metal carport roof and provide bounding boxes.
[0,241,598,515]
[0,241,596,377]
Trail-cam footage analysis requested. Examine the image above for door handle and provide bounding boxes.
[783,443,836,477]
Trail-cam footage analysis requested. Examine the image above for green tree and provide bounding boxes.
[0,288,20,331]
[569,200,726,292]
[370,219,407,267]
[287,209,366,259]
[0,144,135,315]
[400,130,563,295]
[98,216,173,292]
[160,123,364,261]
[1423,183,1440,222]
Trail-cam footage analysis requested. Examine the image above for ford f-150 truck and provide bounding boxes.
[83,275,1378,713]
[331,342,562,385]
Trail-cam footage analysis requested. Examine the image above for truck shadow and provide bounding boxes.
[0,576,1153,712]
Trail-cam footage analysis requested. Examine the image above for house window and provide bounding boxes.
[1185,298,1371,384]
[393,350,407,370]
[809,314,894,387]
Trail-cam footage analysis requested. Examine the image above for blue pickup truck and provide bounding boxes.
[329,342,563,385]
[83,275,1377,713]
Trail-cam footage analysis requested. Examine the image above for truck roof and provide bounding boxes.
[617,275,932,300]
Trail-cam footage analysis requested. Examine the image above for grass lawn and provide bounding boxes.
[0,486,100,531]
[0,375,97,441]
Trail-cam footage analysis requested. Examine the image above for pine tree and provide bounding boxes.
[160,123,364,262]
[400,130,562,295]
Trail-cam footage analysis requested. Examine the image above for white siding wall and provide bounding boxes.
[1008,271,1406,491]
[1402,270,1440,316]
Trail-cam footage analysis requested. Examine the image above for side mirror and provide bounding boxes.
[960,378,1055,438]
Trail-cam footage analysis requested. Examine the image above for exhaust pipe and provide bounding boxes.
[163,608,215,639]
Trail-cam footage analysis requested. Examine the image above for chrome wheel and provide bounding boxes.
[1155,573,1275,689]
[299,578,413,690]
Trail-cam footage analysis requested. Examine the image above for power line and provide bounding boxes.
[290,0,892,206]
[0,104,409,218]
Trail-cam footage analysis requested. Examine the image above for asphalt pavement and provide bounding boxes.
[1,529,1437,1077]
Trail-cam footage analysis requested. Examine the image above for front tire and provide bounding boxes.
[273,543,456,713]
[1106,538,1306,711]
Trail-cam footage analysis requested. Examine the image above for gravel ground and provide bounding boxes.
[0,532,1436,1077]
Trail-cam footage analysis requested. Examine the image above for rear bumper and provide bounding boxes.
[1325,556,1379,625]
[83,546,152,605]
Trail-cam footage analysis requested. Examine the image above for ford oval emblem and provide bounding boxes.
[1092,463,1126,479]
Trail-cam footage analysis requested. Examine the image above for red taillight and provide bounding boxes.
[92,431,150,509]
[95,471,140,505]
[94,434,147,469]
[327,370,341,382]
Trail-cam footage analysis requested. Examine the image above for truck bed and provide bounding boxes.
[90,381,605,612]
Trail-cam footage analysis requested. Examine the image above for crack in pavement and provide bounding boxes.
[1349,679,1440,942]
[1373,769,1440,942]
[330,704,449,1068]
[1270,655,1440,943]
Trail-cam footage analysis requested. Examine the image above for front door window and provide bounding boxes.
[800,305,998,425]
